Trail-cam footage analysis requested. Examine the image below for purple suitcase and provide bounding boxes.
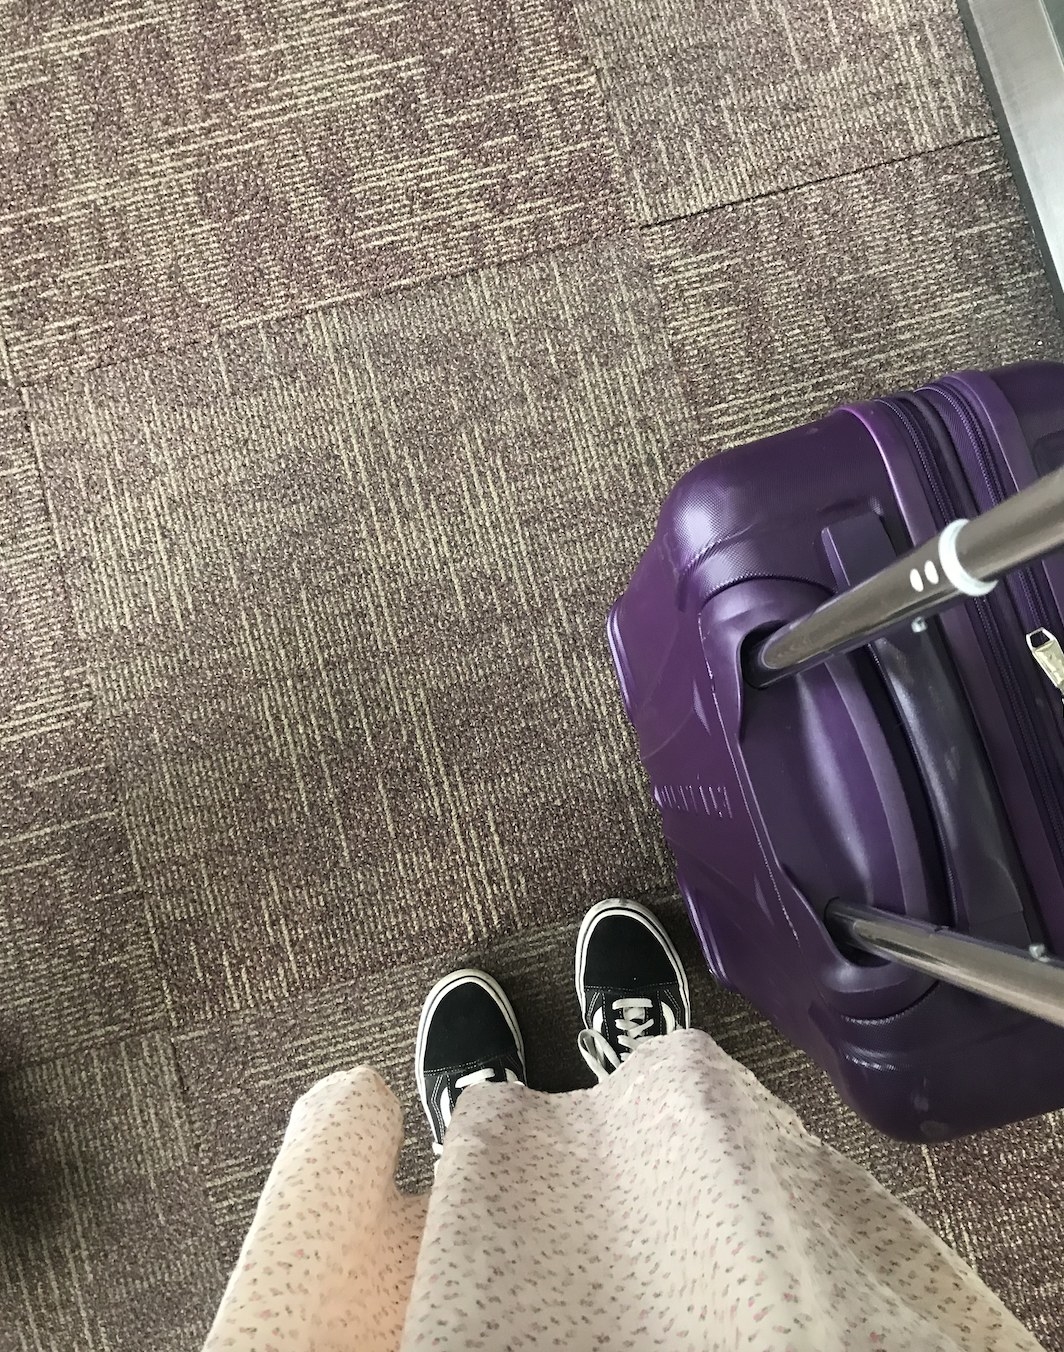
[609,362,1064,1141]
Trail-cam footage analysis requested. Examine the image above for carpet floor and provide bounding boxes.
[2,1,1064,1347]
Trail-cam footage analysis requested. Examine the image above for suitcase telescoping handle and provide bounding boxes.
[827,901,1064,1030]
[748,464,1064,1029]
[748,463,1064,686]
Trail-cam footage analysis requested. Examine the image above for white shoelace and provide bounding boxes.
[578,997,677,1083]
[434,1065,520,1156]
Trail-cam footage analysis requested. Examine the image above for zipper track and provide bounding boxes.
[880,390,1064,881]
[935,384,1061,640]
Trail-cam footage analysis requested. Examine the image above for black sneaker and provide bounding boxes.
[575,899,691,1082]
[415,969,526,1157]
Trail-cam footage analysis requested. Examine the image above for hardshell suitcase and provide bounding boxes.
[609,362,1064,1141]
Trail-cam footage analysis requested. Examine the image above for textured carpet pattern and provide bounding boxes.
[0,1035,221,1352]
[29,236,688,1028]
[646,139,1064,450]
[573,0,994,221]
[0,0,622,383]
[0,397,164,1068]
[3,0,1064,1347]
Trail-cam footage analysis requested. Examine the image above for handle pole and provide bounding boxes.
[827,901,1064,1029]
[749,465,1064,686]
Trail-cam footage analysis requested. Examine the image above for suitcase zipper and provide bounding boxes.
[936,383,1063,652]
[881,390,1064,870]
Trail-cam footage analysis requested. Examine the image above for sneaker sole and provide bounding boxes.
[414,968,527,1124]
[574,898,692,1025]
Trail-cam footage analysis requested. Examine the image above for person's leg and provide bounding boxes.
[574,897,691,1080]
[204,1068,427,1352]
[400,908,1041,1350]
[415,968,526,1157]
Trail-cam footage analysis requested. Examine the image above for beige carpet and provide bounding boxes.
[2,1,1064,1347]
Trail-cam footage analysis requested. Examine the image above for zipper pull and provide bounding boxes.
[1027,629,1064,699]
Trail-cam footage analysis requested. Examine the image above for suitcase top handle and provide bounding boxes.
[749,463,1064,686]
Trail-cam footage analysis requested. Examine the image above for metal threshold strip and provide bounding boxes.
[959,0,1064,313]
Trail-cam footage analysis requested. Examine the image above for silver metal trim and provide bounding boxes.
[959,0,1064,312]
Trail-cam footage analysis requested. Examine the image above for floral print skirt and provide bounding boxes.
[204,1029,1041,1351]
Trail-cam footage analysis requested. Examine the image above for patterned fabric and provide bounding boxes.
[204,1067,427,1352]
[205,1032,1044,1351]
